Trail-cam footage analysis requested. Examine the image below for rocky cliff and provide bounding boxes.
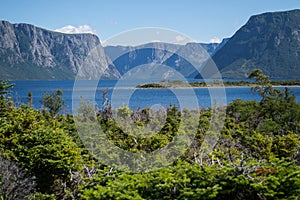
[0,21,120,80]
[209,9,300,78]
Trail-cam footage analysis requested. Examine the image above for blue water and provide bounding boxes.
[8,80,300,114]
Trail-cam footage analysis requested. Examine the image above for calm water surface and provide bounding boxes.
[9,80,300,113]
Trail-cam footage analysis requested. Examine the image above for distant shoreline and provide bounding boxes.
[135,85,300,90]
[136,80,300,89]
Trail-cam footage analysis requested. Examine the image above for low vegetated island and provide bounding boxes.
[137,79,300,88]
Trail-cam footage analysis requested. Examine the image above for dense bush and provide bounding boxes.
[0,70,299,199]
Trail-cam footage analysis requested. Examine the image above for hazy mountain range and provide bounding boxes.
[104,40,228,78]
[0,9,300,80]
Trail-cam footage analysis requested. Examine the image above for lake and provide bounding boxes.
[9,80,300,114]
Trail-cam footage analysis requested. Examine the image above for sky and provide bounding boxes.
[0,0,300,45]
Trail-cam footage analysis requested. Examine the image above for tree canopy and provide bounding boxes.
[0,74,299,199]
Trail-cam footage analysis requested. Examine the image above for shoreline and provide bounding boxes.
[136,80,300,89]
[135,85,300,89]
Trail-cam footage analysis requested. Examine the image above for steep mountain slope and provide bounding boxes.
[104,41,225,78]
[0,21,120,80]
[210,9,300,78]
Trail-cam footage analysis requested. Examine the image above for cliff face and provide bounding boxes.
[0,21,120,80]
[210,9,300,78]
[5,9,300,80]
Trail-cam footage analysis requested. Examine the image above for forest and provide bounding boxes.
[0,70,299,199]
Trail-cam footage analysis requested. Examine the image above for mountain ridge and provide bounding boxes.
[104,40,227,78]
[208,9,300,79]
[0,20,121,80]
[1,9,300,80]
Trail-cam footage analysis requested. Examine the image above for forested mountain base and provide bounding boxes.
[0,71,299,199]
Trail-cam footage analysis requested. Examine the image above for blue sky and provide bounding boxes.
[1,0,300,44]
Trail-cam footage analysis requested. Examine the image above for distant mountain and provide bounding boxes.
[0,21,120,80]
[105,42,181,76]
[211,38,230,54]
[7,9,300,80]
[207,9,300,79]
[104,41,225,78]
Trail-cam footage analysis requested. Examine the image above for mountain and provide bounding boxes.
[0,21,120,80]
[208,9,300,79]
[105,43,183,78]
[104,41,225,78]
[8,8,300,80]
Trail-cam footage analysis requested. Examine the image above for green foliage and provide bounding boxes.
[41,89,65,117]
[94,104,181,153]
[27,92,33,107]
[248,69,273,99]
[79,159,300,200]
[0,80,14,97]
[29,193,56,200]
[0,106,84,196]
[1,76,300,199]
[0,80,14,113]
[76,99,97,122]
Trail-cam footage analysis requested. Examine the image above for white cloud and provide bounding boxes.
[55,25,97,34]
[175,35,186,42]
[209,37,221,43]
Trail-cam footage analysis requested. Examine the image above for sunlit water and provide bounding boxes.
[9,80,300,114]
